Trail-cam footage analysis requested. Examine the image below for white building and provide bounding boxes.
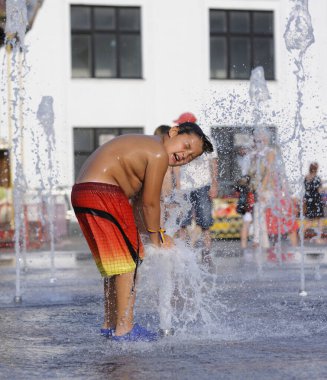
[0,0,326,194]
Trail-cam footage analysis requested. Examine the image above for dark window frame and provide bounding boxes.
[73,127,144,180]
[71,5,142,79]
[209,9,275,80]
[211,125,276,196]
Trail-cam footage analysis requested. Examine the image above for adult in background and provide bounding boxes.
[174,112,218,264]
[250,128,276,250]
[303,162,325,244]
[250,128,298,251]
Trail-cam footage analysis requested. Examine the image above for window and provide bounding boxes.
[73,127,144,179]
[210,10,274,80]
[211,126,276,196]
[0,149,10,187]
[71,6,142,78]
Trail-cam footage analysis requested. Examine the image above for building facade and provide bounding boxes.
[0,0,326,194]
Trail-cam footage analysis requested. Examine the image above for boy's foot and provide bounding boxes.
[100,328,115,337]
[111,323,158,342]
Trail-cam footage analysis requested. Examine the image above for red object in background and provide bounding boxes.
[266,198,299,235]
[267,247,295,262]
[174,112,197,124]
[247,192,255,213]
[0,229,15,248]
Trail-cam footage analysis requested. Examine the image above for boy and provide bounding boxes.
[71,122,213,342]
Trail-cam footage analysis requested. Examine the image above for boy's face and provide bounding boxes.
[166,131,203,166]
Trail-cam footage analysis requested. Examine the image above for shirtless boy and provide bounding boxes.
[71,122,213,342]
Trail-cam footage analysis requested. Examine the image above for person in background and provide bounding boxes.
[250,128,299,251]
[174,112,218,265]
[235,174,254,250]
[303,162,325,244]
[250,128,275,250]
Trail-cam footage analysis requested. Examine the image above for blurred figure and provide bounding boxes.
[235,175,254,250]
[235,145,256,250]
[174,112,218,264]
[251,128,298,251]
[250,129,275,249]
[303,162,325,244]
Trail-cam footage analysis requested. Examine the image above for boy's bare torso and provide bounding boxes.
[76,134,167,198]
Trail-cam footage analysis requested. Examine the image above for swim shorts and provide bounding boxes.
[71,182,144,277]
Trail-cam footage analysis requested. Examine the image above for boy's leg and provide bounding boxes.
[179,226,191,244]
[303,219,312,239]
[176,192,192,243]
[241,212,252,249]
[194,186,213,261]
[201,228,214,265]
[114,271,136,336]
[203,228,212,251]
[241,221,250,249]
[289,229,298,247]
[103,277,117,329]
[316,218,324,244]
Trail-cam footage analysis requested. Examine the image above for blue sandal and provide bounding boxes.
[111,323,158,342]
[100,328,115,337]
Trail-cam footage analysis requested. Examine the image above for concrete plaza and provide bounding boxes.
[0,237,327,380]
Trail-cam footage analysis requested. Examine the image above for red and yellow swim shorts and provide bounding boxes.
[71,182,144,277]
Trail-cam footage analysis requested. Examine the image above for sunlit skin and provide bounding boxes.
[77,126,204,247]
[76,127,204,336]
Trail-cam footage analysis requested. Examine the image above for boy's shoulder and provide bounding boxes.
[117,134,166,155]
[122,134,159,143]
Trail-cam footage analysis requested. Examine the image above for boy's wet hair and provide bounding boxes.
[177,122,214,154]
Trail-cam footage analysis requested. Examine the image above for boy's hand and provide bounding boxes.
[161,234,174,248]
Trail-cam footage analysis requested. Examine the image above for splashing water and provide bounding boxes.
[284,0,314,53]
[284,0,315,295]
[249,66,270,108]
[36,96,58,282]
[5,0,28,49]
[139,240,227,337]
[5,0,29,303]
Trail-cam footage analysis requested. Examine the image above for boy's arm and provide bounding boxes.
[261,149,275,191]
[131,191,147,234]
[142,154,168,246]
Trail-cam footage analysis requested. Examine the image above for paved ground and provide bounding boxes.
[1,236,327,380]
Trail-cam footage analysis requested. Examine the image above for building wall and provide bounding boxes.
[1,0,326,192]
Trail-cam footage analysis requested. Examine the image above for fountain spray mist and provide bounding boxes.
[5,0,28,303]
[284,0,315,296]
[36,96,57,282]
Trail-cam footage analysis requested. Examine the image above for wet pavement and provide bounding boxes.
[1,237,327,380]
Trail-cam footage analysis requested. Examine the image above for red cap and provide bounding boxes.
[174,112,197,125]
